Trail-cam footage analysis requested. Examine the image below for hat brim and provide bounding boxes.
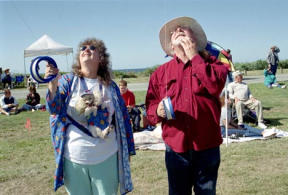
[159,16,207,57]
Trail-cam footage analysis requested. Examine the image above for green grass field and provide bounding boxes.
[1,82,288,194]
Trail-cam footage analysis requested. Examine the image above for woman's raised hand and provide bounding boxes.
[45,63,60,99]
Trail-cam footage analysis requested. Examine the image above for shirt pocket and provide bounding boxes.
[192,75,205,94]
[160,77,177,99]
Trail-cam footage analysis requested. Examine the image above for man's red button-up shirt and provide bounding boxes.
[145,54,228,153]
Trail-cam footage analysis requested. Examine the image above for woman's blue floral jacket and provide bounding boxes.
[46,73,136,194]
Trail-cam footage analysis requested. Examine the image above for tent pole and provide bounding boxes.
[71,51,74,69]
[24,55,27,87]
[225,74,230,147]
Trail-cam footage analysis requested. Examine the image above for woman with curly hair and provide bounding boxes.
[45,38,135,195]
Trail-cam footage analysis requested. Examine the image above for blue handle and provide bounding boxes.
[30,56,58,83]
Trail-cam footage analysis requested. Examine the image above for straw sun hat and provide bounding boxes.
[159,16,207,57]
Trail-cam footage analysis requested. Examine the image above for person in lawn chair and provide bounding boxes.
[227,71,267,129]
[219,91,276,139]
[118,79,141,132]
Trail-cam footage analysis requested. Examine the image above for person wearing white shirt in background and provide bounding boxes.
[227,71,267,129]
[0,89,19,115]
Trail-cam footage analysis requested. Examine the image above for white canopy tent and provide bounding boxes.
[24,34,73,77]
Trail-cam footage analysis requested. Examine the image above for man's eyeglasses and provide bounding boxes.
[80,45,96,51]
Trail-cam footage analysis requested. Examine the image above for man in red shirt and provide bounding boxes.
[146,17,228,194]
[119,80,141,132]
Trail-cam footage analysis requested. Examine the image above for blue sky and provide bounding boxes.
[1,0,288,74]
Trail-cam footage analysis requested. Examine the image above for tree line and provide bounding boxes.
[113,59,288,79]
[234,59,288,72]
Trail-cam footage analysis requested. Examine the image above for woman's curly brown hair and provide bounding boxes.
[72,38,112,85]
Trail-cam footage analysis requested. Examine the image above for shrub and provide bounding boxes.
[234,59,287,71]
[253,60,267,70]
[279,59,288,69]
[112,71,137,79]
[142,65,160,77]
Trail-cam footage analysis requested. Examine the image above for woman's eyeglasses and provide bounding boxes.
[80,45,96,51]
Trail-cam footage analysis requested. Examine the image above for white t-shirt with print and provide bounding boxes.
[64,77,118,165]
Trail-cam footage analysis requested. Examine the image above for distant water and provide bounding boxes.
[113,68,147,72]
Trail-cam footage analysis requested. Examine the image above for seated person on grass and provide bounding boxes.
[227,71,267,129]
[119,79,141,132]
[264,64,286,89]
[0,89,19,115]
[219,91,276,139]
[20,86,45,111]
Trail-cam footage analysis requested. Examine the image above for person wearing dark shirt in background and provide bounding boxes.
[2,69,12,89]
[146,16,228,194]
[119,79,141,132]
[20,86,45,111]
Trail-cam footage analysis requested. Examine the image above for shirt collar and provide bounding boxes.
[173,55,191,69]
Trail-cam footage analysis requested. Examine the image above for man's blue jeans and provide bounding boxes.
[270,64,278,75]
[165,145,220,195]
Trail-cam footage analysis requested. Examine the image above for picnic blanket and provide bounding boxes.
[134,126,288,150]
[222,127,288,144]
[134,125,165,150]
